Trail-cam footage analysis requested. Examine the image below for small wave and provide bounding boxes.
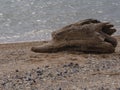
[0,29,53,43]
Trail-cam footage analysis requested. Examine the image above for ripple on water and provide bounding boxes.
[0,0,120,43]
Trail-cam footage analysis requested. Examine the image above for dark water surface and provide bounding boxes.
[0,0,120,43]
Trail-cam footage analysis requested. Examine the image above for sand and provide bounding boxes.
[0,36,120,90]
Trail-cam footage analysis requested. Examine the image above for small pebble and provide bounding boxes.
[116,88,120,90]
[45,65,49,68]
[15,69,19,72]
[73,63,79,68]
[58,87,62,90]
[36,70,43,76]
[37,67,40,69]
[57,72,62,76]
[63,64,68,67]
[68,62,74,67]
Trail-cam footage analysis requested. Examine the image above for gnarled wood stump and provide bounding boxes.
[31,19,117,53]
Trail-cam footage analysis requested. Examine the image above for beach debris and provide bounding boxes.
[31,19,117,53]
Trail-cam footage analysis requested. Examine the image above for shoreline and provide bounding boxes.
[0,34,119,45]
[0,35,120,89]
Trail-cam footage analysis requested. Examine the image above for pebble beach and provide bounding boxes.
[0,36,119,90]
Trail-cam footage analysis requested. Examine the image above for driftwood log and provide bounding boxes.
[31,19,117,53]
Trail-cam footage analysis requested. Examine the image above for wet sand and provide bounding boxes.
[0,36,120,90]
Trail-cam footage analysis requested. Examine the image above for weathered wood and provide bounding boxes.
[31,19,117,53]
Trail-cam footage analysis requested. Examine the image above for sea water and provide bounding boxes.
[0,0,120,43]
